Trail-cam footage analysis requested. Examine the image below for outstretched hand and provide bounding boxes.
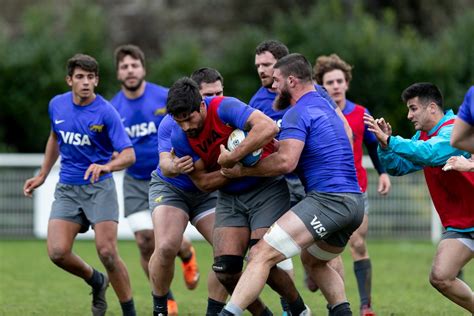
[364,113,391,148]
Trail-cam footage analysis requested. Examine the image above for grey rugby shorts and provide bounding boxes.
[50,177,119,233]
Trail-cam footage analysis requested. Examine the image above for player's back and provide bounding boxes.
[281,91,359,193]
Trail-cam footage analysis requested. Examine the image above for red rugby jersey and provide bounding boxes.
[420,119,474,229]
[187,97,274,171]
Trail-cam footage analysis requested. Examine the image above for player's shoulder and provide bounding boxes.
[146,82,169,96]
[50,91,71,106]
[109,90,124,107]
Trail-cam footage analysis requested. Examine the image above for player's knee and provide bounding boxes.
[213,255,244,274]
[429,269,452,291]
[155,242,179,264]
[97,245,117,269]
[350,237,367,256]
[48,246,70,265]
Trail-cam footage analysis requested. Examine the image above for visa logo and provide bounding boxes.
[310,215,327,238]
[125,121,157,138]
[59,130,91,146]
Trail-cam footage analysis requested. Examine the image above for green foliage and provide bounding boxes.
[0,0,113,152]
[1,0,474,151]
[146,36,205,89]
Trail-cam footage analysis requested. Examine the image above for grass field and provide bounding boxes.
[0,239,472,315]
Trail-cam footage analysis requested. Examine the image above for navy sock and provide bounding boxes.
[288,294,305,316]
[354,259,372,306]
[259,306,273,315]
[85,268,103,289]
[328,302,352,316]
[153,292,168,315]
[121,299,136,316]
[167,289,175,301]
[280,297,289,312]
[206,297,226,316]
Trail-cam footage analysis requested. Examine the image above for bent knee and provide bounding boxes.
[48,247,70,264]
[97,246,118,267]
[155,243,179,263]
[429,270,454,291]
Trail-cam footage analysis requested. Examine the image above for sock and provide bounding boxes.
[218,309,235,316]
[354,259,372,306]
[121,299,136,316]
[85,268,103,289]
[259,306,273,315]
[152,292,168,315]
[328,302,352,316]
[223,302,243,316]
[181,247,194,263]
[206,297,226,316]
[280,297,289,312]
[288,294,306,316]
[167,290,175,301]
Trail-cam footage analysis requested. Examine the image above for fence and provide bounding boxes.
[0,154,439,240]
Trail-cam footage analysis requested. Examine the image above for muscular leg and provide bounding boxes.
[213,226,270,315]
[301,243,347,305]
[251,228,300,306]
[149,205,189,296]
[94,221,133,302]
[47,219,93,279]
[429,239,473,312]
[305,255,344,293]
[195,213,228,303]
[133,229,154,278]
[224,211,316,313]
[349,214,374,310]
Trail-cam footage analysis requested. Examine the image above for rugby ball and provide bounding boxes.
[227,129,263,166]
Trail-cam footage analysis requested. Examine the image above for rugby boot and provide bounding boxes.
[181,246,200,289]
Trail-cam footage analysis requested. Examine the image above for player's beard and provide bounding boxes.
[122,78,144,92]
[273,87,292,111]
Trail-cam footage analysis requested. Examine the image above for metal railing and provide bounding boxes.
[0,154,435,240]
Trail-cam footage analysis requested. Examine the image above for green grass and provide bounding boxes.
[0,240,472,315]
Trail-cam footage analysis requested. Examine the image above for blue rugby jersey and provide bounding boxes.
[279,91,360,193]
[156,115,200,192]
[457,86,474,125]
[49,92,132,185]
[249,84,336,137]
[111,82,168,180]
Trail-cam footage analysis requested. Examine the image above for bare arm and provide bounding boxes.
[159,150,194,177]
[187,159,231,192]
[218,110,279,168]
[221,139,304,178]
[23,130,59,197]
[450,118,474,153]
[84,147,135,183]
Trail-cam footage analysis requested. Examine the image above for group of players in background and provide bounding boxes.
[22,39,473,316]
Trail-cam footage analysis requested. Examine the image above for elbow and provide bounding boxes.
[280,159,297,174]
[194,181,215,193]
[123,148,136,168]
[450,137,459,148]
